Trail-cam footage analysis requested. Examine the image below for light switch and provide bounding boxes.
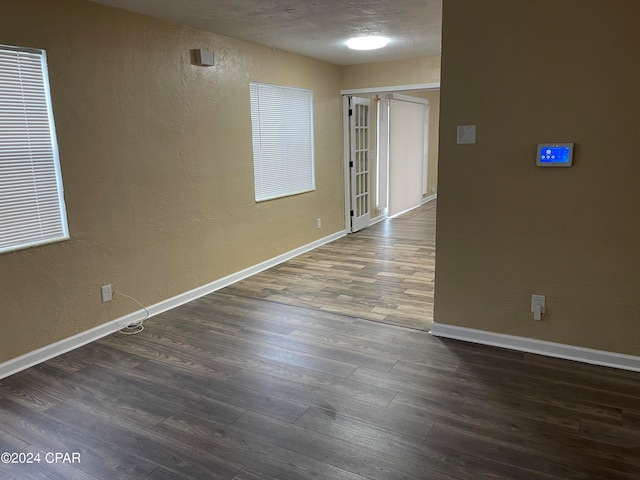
[457,125,476,144]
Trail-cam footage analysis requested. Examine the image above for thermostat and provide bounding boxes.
[536,143,574,167]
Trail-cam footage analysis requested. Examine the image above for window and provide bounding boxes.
[250,82,315,202]
[0,44,68,254]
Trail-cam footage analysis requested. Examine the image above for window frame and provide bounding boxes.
[249,82,316,203]
[0,43,69,254]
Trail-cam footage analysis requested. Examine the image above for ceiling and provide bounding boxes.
[90,0,442,66]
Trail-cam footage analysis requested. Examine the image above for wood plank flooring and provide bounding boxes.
[220,201,436,330]
[2,201,640,479]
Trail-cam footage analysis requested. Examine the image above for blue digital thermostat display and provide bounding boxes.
[536,143,574,167]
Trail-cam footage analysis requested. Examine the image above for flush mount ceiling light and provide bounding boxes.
[346,36,390,50]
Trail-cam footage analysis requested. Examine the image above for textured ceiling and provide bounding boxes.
[89,0,442,65]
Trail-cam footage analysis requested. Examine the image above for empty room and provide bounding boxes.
[1,1,639,479]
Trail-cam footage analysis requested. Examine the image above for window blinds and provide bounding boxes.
[0,45,68,254]
[250,82,315,202]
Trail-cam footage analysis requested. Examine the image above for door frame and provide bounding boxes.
[341,82,440,232]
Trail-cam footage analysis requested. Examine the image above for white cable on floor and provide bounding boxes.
[114,291,150,335]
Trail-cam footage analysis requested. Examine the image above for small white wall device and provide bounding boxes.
[194,49,215,67]
[536,143,574,167]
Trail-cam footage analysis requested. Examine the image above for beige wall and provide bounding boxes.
[435,0,640,355]
[342,56,441,91]
[0,0,344,363]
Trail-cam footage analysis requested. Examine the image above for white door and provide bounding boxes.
[388,98,428,217]
[349,97,371,232]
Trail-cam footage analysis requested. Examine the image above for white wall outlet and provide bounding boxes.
[317,218,322,229]
[531,294,545,320]
[101,284,113,303]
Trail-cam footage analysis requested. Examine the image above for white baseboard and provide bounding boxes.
[389,205,420,219]
[421,193,437,205]
[0,230,347,380]
[368,214,387,227]
[369,197,435,227]
[388,195,437,220]
[430,323,640,372]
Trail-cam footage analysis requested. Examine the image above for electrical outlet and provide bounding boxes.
[317,218,321,229]
[531,294,545,320]
[101,284,113,303]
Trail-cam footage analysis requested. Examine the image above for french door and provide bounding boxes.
[349,97,371,232]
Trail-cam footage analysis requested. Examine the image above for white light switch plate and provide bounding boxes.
[457,125,476,144]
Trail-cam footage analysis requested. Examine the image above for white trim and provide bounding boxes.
[421,194,437,205]
[430,323,640,373]
[0,46,69,254]
[341,82,440,95]
[0,230,347,380]
[389,200,431,219]
[0,312,142,382]
[368,214,387,226]
[250,82,315,202]
[376,98,390,212]
[342,95,352,233]
[422,103,430,195]
[392,93,429,105]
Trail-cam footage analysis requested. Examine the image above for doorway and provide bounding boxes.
[387,94,430,217]
[342,84,439,233]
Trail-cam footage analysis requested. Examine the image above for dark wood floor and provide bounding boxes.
[2,201,640,479]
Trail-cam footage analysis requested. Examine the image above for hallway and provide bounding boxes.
[220,201,436,330]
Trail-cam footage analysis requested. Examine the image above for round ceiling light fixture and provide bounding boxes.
[346,36,390,50]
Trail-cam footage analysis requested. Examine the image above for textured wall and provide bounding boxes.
[0,0,343,362]
[435,0,640,355]
[341,56,441,91]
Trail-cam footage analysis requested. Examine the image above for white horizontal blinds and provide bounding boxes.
[250,82,315,202]
[0,45,68,254]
